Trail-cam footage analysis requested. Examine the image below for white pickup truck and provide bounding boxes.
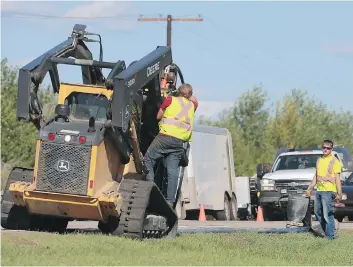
[256,149,345,221]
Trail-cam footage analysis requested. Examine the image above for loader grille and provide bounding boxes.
[36,142,91,195]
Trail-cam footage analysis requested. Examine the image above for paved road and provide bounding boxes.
[2,220,353,234]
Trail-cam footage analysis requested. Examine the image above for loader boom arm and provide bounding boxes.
[16,23,185,168]
[110,46,173,130]
[16,24,126,129]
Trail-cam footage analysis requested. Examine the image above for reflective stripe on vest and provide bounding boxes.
[161,97,193,130]
[316,157,337,183]
[160,117,192,131]
[159,96,195,141]
[174,97,193,124]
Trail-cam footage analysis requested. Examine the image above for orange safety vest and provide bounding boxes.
[159,96,195,141]
[316,156,338,192]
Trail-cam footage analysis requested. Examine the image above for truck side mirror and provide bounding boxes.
[257,163,271,178]
[347,161,353,171]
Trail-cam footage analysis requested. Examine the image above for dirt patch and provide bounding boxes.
[2,232,42,248]
[341,230,353,234]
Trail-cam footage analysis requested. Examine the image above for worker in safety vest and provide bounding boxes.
[143,83,198,208]
[306,139,343,240]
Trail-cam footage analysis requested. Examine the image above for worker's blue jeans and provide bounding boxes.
[314,191,336,240]
[143,134,184,204]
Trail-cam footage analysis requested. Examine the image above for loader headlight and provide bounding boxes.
[64,135,71,142]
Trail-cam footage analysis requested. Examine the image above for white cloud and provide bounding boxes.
[1,1,138,31]
[321,41,353,55]
[196,100,234,120]
[63,1,138,30]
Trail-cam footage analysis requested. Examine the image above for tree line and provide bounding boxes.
[1,58,353,186]
[197,87,353,176]
[1,58,57,186]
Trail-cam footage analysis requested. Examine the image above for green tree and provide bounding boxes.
[266,89,353,152]
[232,86,272,172]
[197,87,353,176]
[1,58,57,169]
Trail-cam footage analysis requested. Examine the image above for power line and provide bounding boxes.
[1,11,148,20]
[137,14,203,47]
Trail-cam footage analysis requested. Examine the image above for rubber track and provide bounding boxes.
[113,179,174,239]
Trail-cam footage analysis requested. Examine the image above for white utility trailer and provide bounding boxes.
[174,124,251,220]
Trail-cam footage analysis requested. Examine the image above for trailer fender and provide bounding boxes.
[225,190,232,201]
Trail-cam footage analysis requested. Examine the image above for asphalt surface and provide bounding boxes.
[2,220,353,234]
[2,191,353,234]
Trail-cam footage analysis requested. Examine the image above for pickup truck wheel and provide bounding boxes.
[262,206,276,221]
[336,216,345,222]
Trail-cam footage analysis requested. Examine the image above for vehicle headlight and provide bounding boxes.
[260,179,275,191]
[342,193,347,200]
[261,179,274,185]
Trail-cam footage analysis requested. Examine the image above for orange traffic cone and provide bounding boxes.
[199,204,206,222]
[256,206,264,222]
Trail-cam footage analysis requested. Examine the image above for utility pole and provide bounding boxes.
[137,14,203,47]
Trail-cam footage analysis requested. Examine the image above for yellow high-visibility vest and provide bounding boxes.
[316,154,342,192]
[159,96,195,141]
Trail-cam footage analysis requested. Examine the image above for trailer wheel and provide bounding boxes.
[215,194,231,221]
[230,194,238,221]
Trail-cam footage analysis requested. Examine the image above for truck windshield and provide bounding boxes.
[272,154,322,171]
[345,173,353,185]
[65,92,108,121]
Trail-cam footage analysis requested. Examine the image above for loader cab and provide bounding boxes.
[65,92,109,122]
[58,83,113,123]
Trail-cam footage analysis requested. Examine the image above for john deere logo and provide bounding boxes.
[56,160,70,172]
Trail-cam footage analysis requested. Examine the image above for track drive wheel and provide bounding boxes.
[1,205,34,230]
[1,167,34,230]
[29,216,69,233]
[98,216,120,234]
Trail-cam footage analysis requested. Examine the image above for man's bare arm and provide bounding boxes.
[308,173,317,190]
[335,173,342,201]
[306,173,317,195]
[189,95,197,103]
[156,108,164,120]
